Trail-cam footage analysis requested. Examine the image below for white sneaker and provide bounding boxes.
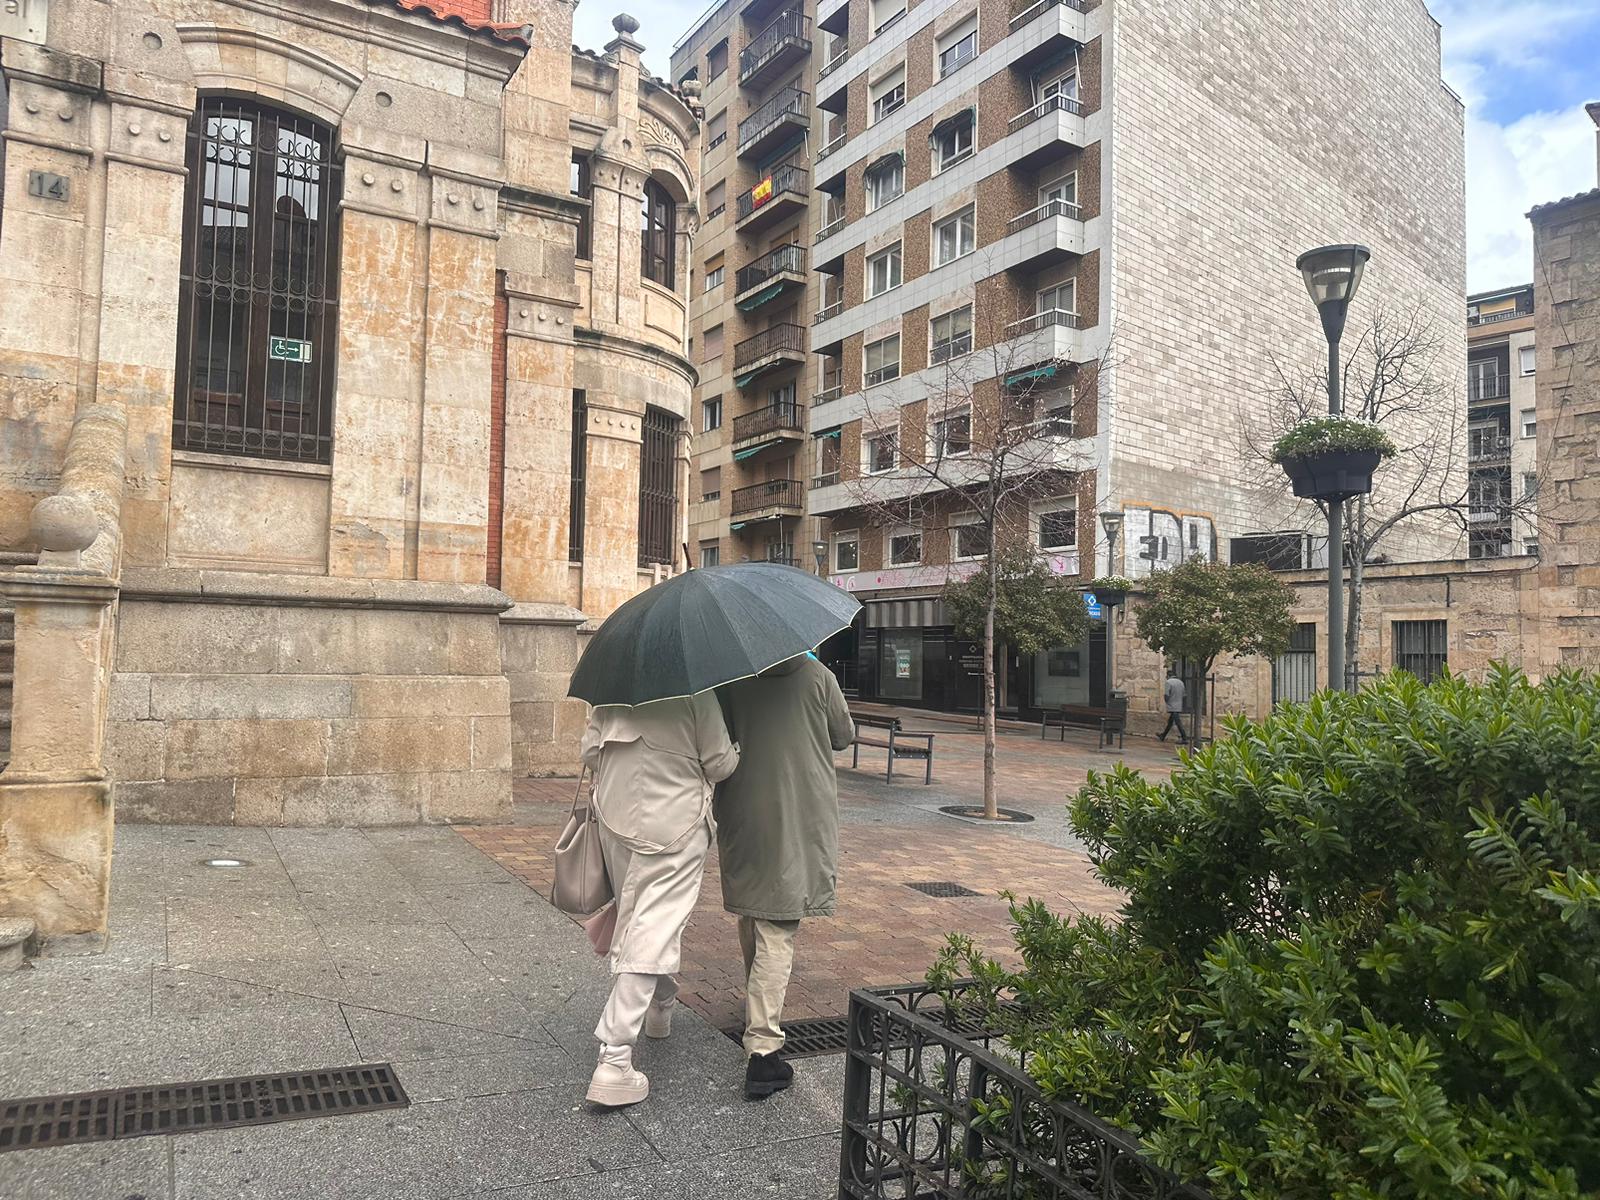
[586,1044,649,1107]
[643,999,675,1040]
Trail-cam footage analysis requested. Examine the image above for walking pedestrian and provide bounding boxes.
[713,653,854,1099]
[579,692,739,1107]
[1159,666,1188,743]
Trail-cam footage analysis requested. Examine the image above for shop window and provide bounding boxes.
[175,96,341,464]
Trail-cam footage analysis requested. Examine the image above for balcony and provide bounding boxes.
[818,46,849,81]
[732,401,806,449]
[1007,197,1082,236]
[814,385,844,407]
[811,471,840,489]
[731,478,805,517]
[738,87,810,159]
[741,0,797,27]
[997,198,1085,270]
[1468,436,1512,464]
[736,163,809,233]
[1468,507,1511,526]
[1468,305,1533,327]
[1011,0,1085,31]
[735,244,807,312]
[1006,308,1081,337]
[740,9,811,89]
[1010,93,1083,137]
[762,554,802,568]
[1468,374,1510,403]
[818,0,848,35]
[814,300,843,324]
[733,322,808,383]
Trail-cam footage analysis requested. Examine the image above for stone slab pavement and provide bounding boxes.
[466,716,1173,1035]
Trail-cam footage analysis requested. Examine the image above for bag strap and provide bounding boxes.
[568,765,590,817]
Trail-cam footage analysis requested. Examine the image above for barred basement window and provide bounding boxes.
[175,97,341,464]
[570,391,587,562]
[1393,619,1447,684]
[639,406,681,567]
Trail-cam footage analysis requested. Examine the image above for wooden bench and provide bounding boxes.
[849,713,935,784]
[1041,700,1127,749]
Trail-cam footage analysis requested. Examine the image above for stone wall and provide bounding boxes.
[1105,0,1467,566]
[106,571,514,825]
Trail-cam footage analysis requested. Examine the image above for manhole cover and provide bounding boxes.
[905,880,982,898]
[938,805,1035,823]
[0,1065,407,1153]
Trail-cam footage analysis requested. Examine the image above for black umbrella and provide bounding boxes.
[567,563,861,707]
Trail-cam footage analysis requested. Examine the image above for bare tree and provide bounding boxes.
[841,281,1111,819]
[1239,302,1537,677]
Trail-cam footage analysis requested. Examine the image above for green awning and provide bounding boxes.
[734,369,763,388]
[929,107,975,141]
[813,427,842,439]
[736,281,787,311]
[730,522,747,531]
[734,440,778,461]
[1006,363,1058,387]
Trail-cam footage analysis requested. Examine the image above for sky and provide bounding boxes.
[572,0,1600,295]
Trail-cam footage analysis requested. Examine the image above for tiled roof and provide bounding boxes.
[373,0,532,46]
[1528,185,1600,218]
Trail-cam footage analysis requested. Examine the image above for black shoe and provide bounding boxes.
[744,1052,794,1100]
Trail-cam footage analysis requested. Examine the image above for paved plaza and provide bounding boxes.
[0,718,1168,1199]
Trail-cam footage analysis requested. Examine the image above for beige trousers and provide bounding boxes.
[738,915,800,1056]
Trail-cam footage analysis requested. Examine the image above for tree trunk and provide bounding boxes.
[1191,657,1209,751]
[982,557,998,820]
[1346,496,1367,688]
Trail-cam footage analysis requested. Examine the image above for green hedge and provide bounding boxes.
[936,667,1600,1198]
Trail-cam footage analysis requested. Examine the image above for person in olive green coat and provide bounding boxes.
[714,653,855,1098]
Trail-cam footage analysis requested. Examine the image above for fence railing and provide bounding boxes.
[816,213,845,243]
[818,131,846,160]
[737,244,808,295]
[1468,306,1532,326]
[865,361,900,387]
[738,163,809,221]
[819,46,849,79]
[815,385,844,406]
[1010,0,1086,29]
[1468,437,1512,463]
[739,8,811,84]
[738,87,810,154]
[1467,374,1510,402]
[731,478,804,514]
[732,401,805,442]
[1007,196,1083,236]
[734,322,807,370]
[815,300,843,324]
[931,332,973,364]
[812,470,841,489]
[1006,307,1081,336]
[839,981,1212,1200]
[1008,92,1083,135]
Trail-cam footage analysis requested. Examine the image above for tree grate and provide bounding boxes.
[779,1015,853,1058]
[904,880,982,898]
[0,1064,408,1153]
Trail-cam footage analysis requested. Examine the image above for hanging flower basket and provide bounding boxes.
[1088,576,1134,607]
[1271,418,1396,503]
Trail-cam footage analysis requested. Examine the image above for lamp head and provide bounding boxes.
[1296,244,1371,344]
[1099,510,1124,541]
[812,539,828,571]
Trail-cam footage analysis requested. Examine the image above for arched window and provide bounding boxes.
[641,179,677,289]
[174,96,342,464]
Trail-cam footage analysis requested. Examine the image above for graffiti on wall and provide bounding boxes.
[1119,505,1217,579]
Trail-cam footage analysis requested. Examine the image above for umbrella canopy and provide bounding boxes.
[568,563,861,707]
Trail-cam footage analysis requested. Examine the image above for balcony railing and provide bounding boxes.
[817,131,846,160]
[737,163,809,222]
[931,332,973,364]
[814,300,843,324]
[815,213,845,243]
[1468,306,1532,326]
[1008,92,1083,135]
[1468,374,1510,402]
[1010,0,1086,29]
[734,322,807,370]
[738,87,810,155]
[811,471,841,489]
[736,244,807,295]
[815,385,844,405]
[1006,308,1081,336]
[739,9,812,85]
[732,401,805,442]
[819,46,849,79]
[1006,196,1083,236]
[1469,437,1512,463]
[732,478,804,514]
[865,361,901,387]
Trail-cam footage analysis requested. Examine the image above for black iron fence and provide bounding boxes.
[731,478,803,514]
[1008,92,1083,135]
[1467,373,1510,402]
[738,163,809,221]
[736,243,807,295]
[734,322,806,370]
[840,981,1211,1200]
[738,87,810,154]
[739,8,811,83]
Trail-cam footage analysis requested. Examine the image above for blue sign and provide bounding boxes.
[1084,592,1102,619]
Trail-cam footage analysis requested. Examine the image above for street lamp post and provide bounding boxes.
[812,539,828,577]
[1099,510,1124,705]
[1295,244,1370,692]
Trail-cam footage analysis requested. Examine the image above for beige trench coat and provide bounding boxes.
[580,692,739,974]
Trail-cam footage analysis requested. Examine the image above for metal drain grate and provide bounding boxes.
[905,880,982,898]
[778,1014,853,1058]
[1,1065,407,1153]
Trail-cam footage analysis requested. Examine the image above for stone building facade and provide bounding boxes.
[1465,284,1539,558]
[0,0,700,944]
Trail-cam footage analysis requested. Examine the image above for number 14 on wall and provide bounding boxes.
[27,171,69,202]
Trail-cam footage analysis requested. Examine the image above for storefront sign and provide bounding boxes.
[1083,592,1102,619]
[0,0,48,43]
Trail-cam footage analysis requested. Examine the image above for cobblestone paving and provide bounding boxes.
[461,716,1178,1035]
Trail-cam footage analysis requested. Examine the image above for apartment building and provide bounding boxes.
[669,0,1464,716]
[672,0,821,571]
[1465,285,1539,558]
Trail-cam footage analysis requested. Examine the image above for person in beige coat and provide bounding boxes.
[580,690,739,1106]
[713,653,854,1098]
